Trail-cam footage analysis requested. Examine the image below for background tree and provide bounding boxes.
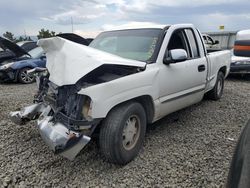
[15,36,33,43]
[3,31,15,41]
[37,29,56,39]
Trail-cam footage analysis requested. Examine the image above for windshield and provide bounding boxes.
[27,47,44,58]
[89,29,162,62]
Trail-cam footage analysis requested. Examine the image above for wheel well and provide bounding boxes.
[219,66,227,77]
[115,95,155,124]
[107,95,155,124]
[134,95,155,124]
[93,95,155,135]
[15,67,33,79]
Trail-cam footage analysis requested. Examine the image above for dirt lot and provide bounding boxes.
[0,77,249,187]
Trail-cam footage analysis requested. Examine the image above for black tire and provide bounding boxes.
[99,102,146,165]
[227,120,250,188]
[18,68,35,84]
[207,71,225,100]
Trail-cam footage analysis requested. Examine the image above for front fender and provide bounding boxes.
[78,66,160,119]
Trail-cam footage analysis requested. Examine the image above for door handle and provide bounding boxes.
[198,65,206,72]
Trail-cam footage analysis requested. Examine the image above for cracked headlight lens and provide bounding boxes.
[82,96,92,119]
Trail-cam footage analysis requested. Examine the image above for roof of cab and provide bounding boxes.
[104,23,169,32]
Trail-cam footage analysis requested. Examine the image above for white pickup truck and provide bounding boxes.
[10,24,231,165]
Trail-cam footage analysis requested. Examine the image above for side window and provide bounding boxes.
[167,29,191,58]
[185,29,200,58]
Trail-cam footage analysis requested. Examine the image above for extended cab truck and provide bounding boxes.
[10,24,231,165]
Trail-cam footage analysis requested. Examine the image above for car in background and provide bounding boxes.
[56,33,93,46]
[0,37,35,66]
[0,33,93,84]
[230,29,250,75]
[16,41,37,52]
[0,46,46,84]
[202,34,220,52]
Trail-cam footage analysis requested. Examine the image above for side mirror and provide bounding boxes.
[214,40,219,45]
[164,49,188,65]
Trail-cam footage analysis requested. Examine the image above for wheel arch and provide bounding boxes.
[218,66,227,77]
[15,66,35,79]
[105,95,155,124]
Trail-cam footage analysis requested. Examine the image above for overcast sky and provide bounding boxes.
[0,0,249,37]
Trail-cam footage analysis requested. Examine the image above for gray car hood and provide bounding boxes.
[38,37,146,86]
[0,37,30,57]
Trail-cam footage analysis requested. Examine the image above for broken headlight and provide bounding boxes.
[82,96,92,119]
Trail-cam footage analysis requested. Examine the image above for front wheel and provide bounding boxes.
[18,68,35,84]
[206,71,225,100]
[99,102,146,165]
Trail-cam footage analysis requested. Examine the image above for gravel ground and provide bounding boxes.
[0,77,250,188]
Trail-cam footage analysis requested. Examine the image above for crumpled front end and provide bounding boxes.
[38,116,91,160]
[9,36,147,160]
[9,71,100,160]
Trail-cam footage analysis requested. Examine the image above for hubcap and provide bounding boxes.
[21,70,34,83]
[122,115,141,150]
[217,79,222,96]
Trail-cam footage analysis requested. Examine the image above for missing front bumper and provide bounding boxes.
[9,103,93,160]
[38,116,90,160]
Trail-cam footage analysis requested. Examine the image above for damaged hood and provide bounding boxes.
[0,37,30,57]
[38,37,146,86]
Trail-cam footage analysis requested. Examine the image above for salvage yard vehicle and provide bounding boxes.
[0,37,35,66]
[10,24,231,165]
[16,41,37,52]
[0,33,91,84]
[202,34,220,52]
[0,47,45,84]
[230,30,250,75]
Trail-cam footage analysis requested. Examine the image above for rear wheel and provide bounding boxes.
[18,68,35,84]
[207,71,225,100]
[99,102,146,165]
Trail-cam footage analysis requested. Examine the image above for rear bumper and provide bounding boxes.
[230,64,250,74]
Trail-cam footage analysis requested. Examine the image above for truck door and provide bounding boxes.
[158,28,207,118]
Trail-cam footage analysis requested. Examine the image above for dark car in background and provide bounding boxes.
[0,37,37,66]
[0,33,93,84]
[16,41,37,52]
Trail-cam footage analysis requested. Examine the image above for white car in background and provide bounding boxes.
[230,29,250,74]
[202,34,220,52]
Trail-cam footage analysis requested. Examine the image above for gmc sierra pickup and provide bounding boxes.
[10,24,231,165]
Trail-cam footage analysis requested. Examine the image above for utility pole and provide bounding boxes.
[71,17,74,33]
[24,29,27,38]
